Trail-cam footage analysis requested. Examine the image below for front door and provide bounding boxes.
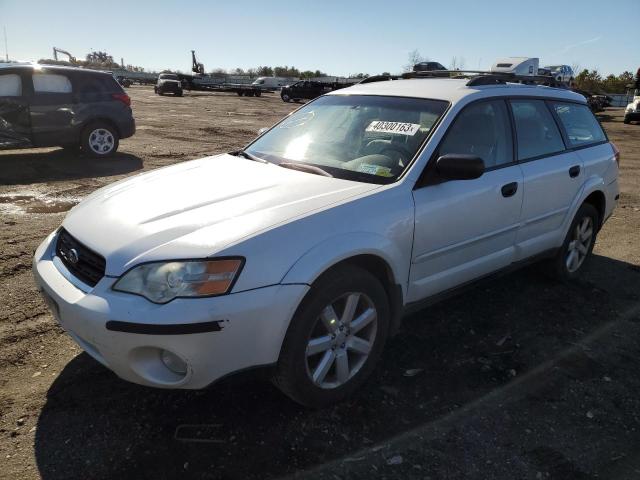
[0,71,32,149]
[408,99,523,302]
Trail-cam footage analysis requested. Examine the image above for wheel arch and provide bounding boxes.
[583,189,606,229]
[82,117,121,137]
[281,235,407,335]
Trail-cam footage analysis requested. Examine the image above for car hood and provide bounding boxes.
[62,154,380,276]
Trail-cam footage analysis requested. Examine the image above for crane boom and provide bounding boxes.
[53,47,76,63]
[191,50,205,75]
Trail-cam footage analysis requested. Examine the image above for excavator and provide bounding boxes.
[52,47,76,64]
[191,50,205,75]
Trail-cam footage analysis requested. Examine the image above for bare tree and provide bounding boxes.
[404,49,426,72]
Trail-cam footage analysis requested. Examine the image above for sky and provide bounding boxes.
[1,0,638,76]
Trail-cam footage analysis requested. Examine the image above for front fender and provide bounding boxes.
[281,232,409,299]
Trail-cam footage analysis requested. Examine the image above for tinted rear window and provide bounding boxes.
[551,102,606,147]
[75,74,121,95]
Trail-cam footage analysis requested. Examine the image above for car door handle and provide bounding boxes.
[501,182,518,198]
[569,165,581,178]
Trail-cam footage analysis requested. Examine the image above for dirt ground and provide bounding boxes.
[0,87,639,480]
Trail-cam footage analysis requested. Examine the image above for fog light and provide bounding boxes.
[160,349,187,375]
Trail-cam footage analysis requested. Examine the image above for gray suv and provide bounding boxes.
[0,64,135,157]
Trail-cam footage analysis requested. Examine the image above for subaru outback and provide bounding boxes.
[33,74,619,407]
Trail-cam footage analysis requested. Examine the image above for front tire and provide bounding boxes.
[81,122,119,158]
[551,203,599,280]
[281,93,290,102]
[624,116,631,124]
[274,265,390,408]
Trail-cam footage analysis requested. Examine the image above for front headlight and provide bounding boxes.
[113,258,244,304]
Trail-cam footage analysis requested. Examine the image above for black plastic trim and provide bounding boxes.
[106,320,224,334]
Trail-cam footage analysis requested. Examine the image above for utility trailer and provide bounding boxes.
[177,75,267,96]
[176,50,268,97]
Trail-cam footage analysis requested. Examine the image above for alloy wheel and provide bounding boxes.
[305,292,378,389]
[565,216,594,273]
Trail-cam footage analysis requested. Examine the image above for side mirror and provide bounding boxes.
[257,127,269,136]
[436,154,484,180]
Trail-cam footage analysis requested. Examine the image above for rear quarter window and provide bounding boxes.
[551,102,606,147]
[75,74,121,95]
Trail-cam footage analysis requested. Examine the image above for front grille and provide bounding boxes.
[55,228,106,287]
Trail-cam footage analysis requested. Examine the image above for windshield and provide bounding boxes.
[548,66,562,72]
[245,95,448,183]
[160,74,178,80]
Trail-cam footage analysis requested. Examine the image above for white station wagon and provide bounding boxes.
[33,73,620,407]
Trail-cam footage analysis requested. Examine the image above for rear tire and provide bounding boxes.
[273,265,390,408]
[81,122,119,158]
[176,89,183,97]
[550,203,599,280]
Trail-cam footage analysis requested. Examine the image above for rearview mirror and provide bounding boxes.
[257,127,269,136]
[436,154,484,180]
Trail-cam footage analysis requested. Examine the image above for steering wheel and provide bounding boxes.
[379,145,411,167]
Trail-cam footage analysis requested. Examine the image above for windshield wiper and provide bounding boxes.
[230,150,269,164]
[279,162,333,177]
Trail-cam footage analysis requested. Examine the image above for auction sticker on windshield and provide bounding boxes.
[366,121,421,136]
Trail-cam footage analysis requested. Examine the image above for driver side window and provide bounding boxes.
[439,100,513,168]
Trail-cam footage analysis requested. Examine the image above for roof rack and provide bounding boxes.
[404,70,566,88]
[360,70,566,88]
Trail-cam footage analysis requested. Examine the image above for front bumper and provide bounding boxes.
[157,83,182,93]
[624,111,640,121]
[32,231,309,389]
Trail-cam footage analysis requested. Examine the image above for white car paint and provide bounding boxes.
[33,76,619,391]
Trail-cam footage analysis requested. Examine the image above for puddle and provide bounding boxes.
[0,193,80,215]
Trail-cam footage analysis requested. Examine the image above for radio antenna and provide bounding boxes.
[3,27,7,62]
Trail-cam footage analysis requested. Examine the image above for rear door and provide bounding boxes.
[29,69,76,146]
[0,70,32,149]
[510,98,582,259]
[409,99,524,302]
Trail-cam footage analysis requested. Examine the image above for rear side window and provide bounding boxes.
[33,73,72,93]
[551,102,606,147]
[75,74,120,95]
[439,100,513,168]
[510,100,565,160]
[0,74,22,96]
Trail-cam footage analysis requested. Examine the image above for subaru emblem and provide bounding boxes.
[68,248,79,264]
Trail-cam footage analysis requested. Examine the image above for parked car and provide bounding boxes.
[33,75,619,407]
[543,65,575,84]
[252,76,291,90]
[154,73,183,96]
[280,81,333,102]
[624,94,640,124]
[115,76,132,88]
[0,64,135,156]
[413,61,446,72]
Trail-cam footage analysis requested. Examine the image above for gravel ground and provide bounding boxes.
[0,87,638,480]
